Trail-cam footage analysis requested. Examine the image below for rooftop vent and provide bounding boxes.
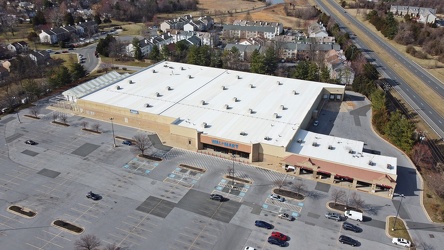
[128,80,133,84]
[277,81,282,85]
[188,75,192,79]
[181,67,185,70]
[328,145,334,150]
[387,164,393,170]
[249,84,255,88]
[201,122,207,128]
[222,86,227,90]
[312,142,319,147]
[292,90,299,95]
[155,92,160,97]
[166,86,172,91]
[201,100,206,105]
[145,103,152,108]
[240,131,247,136]
[224,104,230,110]
[116,85,121,90]
[368,160,374,166]
[348,149,354,154]
[273,113,279,119]
[264,136,271,141]
[280,105,286,110]
[163,64,168,67]
[248,108,254,114]
[237,75,241,79]
[233,97,238,102]
[297,139,303,143]
[152,69,156,73]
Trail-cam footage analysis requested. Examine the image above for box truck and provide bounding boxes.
[344,210,363,221]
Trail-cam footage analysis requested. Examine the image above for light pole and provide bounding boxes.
[392,194,405,231]
[231,153,236,186]
[16,111,21,123]
[109,117,116,147]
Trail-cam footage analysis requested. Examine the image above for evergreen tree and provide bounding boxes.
[132,38,143,60]
[263,47,278,75]
[382,12,398,40]
[96,35,116,57]
[250,49,265,74]
[70,63,87,81]
[64,13,75,26]
[198,45,211,66]
[319,65,331,83]
[363,63,379,80]
[48,66,71,87]
[32,10,47,26]
[307,62,319,81]
[292,61,309,80]
[384,110,415,152]
[94,13,102,25]
[210,49,223,68]
[148,45,161,61]
[161,45,170,61]
[187,46,199,65]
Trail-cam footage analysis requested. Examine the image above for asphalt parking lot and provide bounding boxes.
[0,94,441,249]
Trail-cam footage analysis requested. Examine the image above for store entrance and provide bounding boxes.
[203,143,250,159]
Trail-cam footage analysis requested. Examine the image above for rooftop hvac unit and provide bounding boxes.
[152,69,156,73]
[264,136,271,141]
[166,86,172,91]
[249,84,255,88]
[240,131,247,136]
[181,67,184,70]
[224,104,230,109]
[188,75,192,79]
[273,113,279,118]
[348,150,354,154]
[201,122,207,128]
[222,86,227,90]
[280,105,286,110]
[297,139,303,143]
[387,164,393,169]
[237,75,241,79]
[312,142,318,147]
[368,161,374,166]
[145,103,151,108]
[155,92,160,97]
[248,108,253,114]
[116,85,121,90]
[277,81,282,85]
[233,97,238,102]
[328,145,334,150]
[128,80,133,84]
[201,100,206,105]
[163,64,168,67]
[292,90,298,95]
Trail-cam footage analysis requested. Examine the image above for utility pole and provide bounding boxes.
[109,117,116,147]
[392,194,405,231]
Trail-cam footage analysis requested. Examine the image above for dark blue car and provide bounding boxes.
[122,140,132,146]
[255,220,273,229]
[268,236,286,247]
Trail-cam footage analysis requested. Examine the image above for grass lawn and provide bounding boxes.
[99,56,152,67]
[119,23,145,36]
[51,53,78,68]
[387,217,413,243]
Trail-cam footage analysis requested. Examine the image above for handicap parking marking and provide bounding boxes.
[298,202,304,207]
[145,170,150,174]
[262,204,269,209]
[216,186,223,191]
[292,212,300,217]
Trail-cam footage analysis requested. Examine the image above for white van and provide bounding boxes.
[344,210,363,221]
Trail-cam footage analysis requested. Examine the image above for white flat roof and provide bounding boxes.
[82,61,340,147]
[287,129,397,175]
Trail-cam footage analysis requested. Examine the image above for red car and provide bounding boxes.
[271,231,288,241]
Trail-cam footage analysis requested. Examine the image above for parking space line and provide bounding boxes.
[4,173,29,182]
[35,236,64,248]
[42,230,72,241]
[0,213,25,224]
[120,221,152,232]
[0,177,19,185]
[25,243,42,249]
[0,221,14,229]
[70,207,99,218]
[115,227,147,239]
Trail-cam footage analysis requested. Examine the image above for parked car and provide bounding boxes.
[86,191,101,200]
[244,247,256,250]
[392,238,411,247]
[267,236,286,247]
[278,213,295,221]
[122,140,132,146]
[342,222,362,233]
[210,194,224,201]
[25,140,37,145]
[325,212,343,221]
[54,51,61,54]
[338,235,359,246]
[62,50,68,53]
[269,194,285,202]
[255,220,273,229]
[271,231,288,241]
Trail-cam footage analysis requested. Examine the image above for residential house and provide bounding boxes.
[151,33,174,49]
[222,25,276,40]
[29,50,50,65]
[280,42,341,60]
[169,30,195,43]
[198,16,214,30]
[7,41,28,54]
[390,5,437,24]
[308,22,328,37]
[125,39,154,57]
[196,31,219,47]
[77,20,98,37]
[324,50,354,85]
[184,36,201,46]
[40,21,97,44]
[224,44,262,61]
[232,20,283,35]
[160,15,194,32]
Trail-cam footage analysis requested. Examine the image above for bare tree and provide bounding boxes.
[91,123,101,132]
[331,189,346,206]
[29,107,40,118]
[350,192,365,211]
[133,133,151,155]
[80,121,89,129]
[74,234,101,250]
[273,179,285,192]
[292,181,306,195]
[104,242,126,250]
[59,113,68,124]
[52,112,59,122]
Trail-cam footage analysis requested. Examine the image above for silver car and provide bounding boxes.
[269,194,285,202]
[278,213,295,221]
[325,212,343,221]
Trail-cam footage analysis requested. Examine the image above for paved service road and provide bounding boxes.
[316,0,444,138]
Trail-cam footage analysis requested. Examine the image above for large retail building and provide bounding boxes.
[63,61,397,197]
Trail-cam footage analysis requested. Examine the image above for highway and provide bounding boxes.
[316,0,444,138]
